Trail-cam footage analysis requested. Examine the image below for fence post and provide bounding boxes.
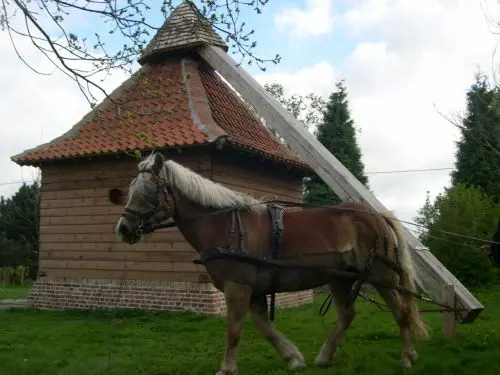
[442,284,456,340]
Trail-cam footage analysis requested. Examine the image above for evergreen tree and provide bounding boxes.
[304,80,369,205]
[451,72,500,201]
[0,182,40,279]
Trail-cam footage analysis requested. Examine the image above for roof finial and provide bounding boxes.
[138,1,228,65]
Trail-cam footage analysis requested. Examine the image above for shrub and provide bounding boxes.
[415,184,500,287]
[0,266,26,285]
[0,232,37,280]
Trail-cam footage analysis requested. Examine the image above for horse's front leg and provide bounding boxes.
[249,294,306,371]
[217,281,251,375]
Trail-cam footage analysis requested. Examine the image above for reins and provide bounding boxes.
[121,167,175,234]
[120,166,491,321]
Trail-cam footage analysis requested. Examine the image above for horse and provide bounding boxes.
[116,152,429,374]
[481,217,500,268]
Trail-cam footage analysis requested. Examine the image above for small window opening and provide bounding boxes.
[108,188,124,205]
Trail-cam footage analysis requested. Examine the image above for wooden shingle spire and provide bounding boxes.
[138,1,228,65]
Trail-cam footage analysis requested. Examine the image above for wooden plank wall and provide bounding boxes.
[38,152,211,282]
[38,151,304,282]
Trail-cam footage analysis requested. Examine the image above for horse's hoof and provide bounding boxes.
[408,350,418,363]
[314,360,331,368]
[288,357,307,371]
[400,349,418,369]
[216,369,237,375]
[314,353,334,368]
[400,357,413,369]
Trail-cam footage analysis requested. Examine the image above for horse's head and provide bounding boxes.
[116,152,175,244]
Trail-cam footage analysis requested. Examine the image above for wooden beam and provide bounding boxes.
[198,45,484,323]
[442,285,457,339]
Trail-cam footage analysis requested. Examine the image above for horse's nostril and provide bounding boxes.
[118,223,129,236]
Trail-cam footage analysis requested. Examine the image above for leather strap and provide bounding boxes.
[225,208,246,252]
[267,202,286,321]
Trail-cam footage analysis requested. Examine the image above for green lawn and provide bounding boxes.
[0,282,31,300]
[1,286,499,375]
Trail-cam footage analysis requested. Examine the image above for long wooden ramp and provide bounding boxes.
[199,45,484,324]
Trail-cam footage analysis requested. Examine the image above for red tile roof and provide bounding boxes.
[11,55,310,172]
[198,61,308,169]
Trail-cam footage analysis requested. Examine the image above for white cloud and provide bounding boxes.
[0,33,127,199]
[274,0,334,38]
[256,0,500,224]
[254,60,336,97]
[2,0,499,229]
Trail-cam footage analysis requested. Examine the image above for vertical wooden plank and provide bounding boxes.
[198,44,484,324]
[37,153,210,283]
[443,284,456,340]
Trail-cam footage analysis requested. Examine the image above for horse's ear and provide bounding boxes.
[152,153,164,175]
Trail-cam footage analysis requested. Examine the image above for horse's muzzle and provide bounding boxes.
[117,221,141,245]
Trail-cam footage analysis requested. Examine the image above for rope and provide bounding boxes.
[147,199,500,247]
[106,273,127,372]
[141,198,491,320]
[196,246,469,316]
[279,200,500,247]
[318,292,334,317]
[318,288,469,317]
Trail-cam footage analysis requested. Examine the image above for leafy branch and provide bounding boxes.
[1,0,280,109]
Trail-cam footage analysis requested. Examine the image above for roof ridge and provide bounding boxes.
[11,55,310,172]
[197,60,310,170]
[180,56,228,142]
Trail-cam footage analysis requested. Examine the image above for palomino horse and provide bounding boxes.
[116,153,429,374]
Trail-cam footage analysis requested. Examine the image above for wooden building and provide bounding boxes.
[11,2,314,314]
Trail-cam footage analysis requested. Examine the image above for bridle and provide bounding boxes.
[121,167,175,235]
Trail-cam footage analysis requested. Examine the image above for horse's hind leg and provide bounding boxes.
[249,294,306,371]
[314,278,357,367]
[374,286,418,368]
[217,281,251,375]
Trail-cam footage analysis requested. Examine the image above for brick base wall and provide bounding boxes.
[28,277,313,315]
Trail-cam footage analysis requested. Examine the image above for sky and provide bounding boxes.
[1,0,500,225]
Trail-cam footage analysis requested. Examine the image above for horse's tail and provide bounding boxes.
[382,211,430,341]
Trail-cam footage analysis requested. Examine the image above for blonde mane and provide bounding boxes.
[163,159,266,213]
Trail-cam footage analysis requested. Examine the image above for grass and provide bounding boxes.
[1,286,500,375]
[0,282,31,300]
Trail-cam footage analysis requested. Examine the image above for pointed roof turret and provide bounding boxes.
[10,1,310,173]
[138,1,228,65]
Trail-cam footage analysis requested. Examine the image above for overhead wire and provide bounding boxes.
[365,167,454,175]
[399,218,500,246]
[0,180,37,186]
[0,169,498,246]
[0,166,456,186]
[407,228,489,250]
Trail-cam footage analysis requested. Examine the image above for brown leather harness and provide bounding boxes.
[192,202,286,320]
[123,167,404,321]
[121,167,175,234]
[267,202,286,321]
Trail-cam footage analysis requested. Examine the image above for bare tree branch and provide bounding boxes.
[434,102,500,158]
[1,0,280,109]
[1,0,280,159]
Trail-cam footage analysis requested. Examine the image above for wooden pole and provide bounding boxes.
[443,284,456,339]
[198,44,484,324]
